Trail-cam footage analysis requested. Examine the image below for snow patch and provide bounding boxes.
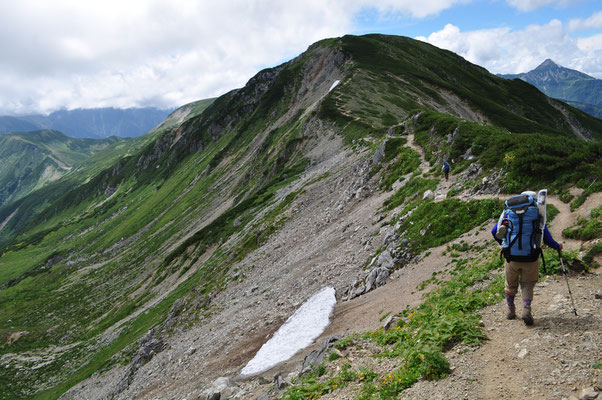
[240,286,336,376]
[329,80,340,92]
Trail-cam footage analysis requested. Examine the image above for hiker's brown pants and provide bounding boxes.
[505,260,539,300]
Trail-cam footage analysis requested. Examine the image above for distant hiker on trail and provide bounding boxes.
[442,160,450,181]
[491,190,562,325]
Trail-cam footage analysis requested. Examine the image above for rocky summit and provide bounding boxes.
[0,34,600,400]
[499,59,602,119]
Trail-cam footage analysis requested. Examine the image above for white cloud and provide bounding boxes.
[418,20,602,78]
[417,24,509,65]
[506,0,579,12]
[0,0,469,115]
[569,11,602,31]
[364,0,472,19]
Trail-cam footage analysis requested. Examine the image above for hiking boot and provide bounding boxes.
[522,306,534,326]
[506,305,516,320]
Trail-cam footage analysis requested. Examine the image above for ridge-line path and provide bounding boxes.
[314,206,600,399]
[403,130,460,200]
[289,135,601,399]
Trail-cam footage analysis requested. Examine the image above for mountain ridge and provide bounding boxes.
[0,34,600,400]
[0,130,125,209]
[499,59,602,118]
[0,98,215,245]
[0,107,172,139]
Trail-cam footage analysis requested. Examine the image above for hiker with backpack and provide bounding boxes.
[442,160,450,181]
[491,190,562,325]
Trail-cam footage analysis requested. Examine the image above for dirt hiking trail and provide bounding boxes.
[243,134,602,400]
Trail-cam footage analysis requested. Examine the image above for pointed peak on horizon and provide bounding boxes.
[537,59,559,68]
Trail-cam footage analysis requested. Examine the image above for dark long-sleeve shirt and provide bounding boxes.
[491,222,561,250]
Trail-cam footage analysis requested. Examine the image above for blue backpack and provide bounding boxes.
[500,194,543,263]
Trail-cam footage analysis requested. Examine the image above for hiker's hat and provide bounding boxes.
[521,190,537,198]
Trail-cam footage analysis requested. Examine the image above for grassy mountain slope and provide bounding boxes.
[0,99,215,246]
[329,35,602,141]
[500,59,602,119]
[0,34,600,399]
[0,130,124,208]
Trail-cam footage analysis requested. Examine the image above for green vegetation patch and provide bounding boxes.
[539,249,590,276]
[571,180,602,211]
[583,243,602,268]
[339,34,602,138]
[383,176,438,211]
[363,256,503,397]
[396,198,501,253]
[281,363,364,400]
[379,142,421,191]
[412,110,602,193]
[563,206,602,241]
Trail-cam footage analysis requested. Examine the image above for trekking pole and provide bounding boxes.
[557,250,578,316]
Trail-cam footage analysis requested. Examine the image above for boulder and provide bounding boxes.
[202,377,241,400]
[365,267,389,293]
[579,387,598,400]
[382,315,401,332]
[423,190,435,200]
[461,147,476,160]
[212,377,232,392]
[465,163,481,177]
[372,140,386,165]
[355,186,370,199]
[45,255,63,269]
[255,391,269,400]
[382,231,399,248]
[274,373,288,390]
[133,329,165,370]
[374,267,389,287]
[301,335,341,375]
[377,250,395,270]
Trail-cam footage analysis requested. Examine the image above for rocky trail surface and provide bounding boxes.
[400,270,601,400]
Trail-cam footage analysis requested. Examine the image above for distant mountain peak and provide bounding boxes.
[537,59,559,69]
[498,57,602,118]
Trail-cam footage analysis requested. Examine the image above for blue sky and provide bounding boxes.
[0,0,601,115]
[353,1,601,38]
[350,1,602,78]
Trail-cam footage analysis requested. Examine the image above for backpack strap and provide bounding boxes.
[506,213,522,255]
[540,248,546,274]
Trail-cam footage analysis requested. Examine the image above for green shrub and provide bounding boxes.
[583,243,602,268]
[412,110,602,193]
[384,177,438,210]
[334,336,355,350]
[571,181,602,211]
[540,249,587,276]
[562,206,602,241]
[396,198,501,252]
[559,190,574,203]
[380,146,422,190]
[547,204,560,223]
